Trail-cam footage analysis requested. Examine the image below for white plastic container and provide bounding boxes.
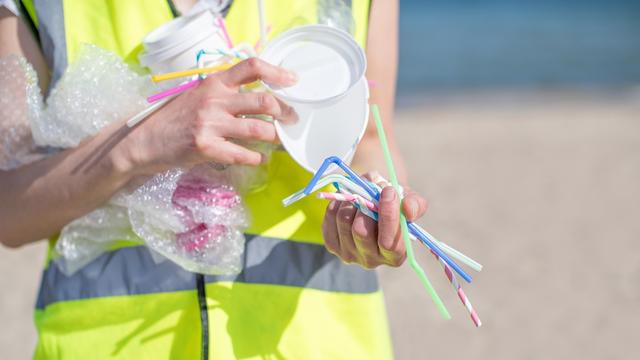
[260,25,369,172]
[139,11,228,75]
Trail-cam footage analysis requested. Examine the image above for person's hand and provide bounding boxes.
[321,172,428,269]
[119,58,298,176]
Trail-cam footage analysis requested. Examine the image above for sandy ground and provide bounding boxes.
[1,89,639,359]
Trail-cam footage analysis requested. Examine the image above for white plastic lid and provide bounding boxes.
[260,25,366,106]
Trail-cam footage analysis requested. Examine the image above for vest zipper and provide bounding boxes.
[196,274,210,360]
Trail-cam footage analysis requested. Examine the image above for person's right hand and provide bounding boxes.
[119,58,298,176]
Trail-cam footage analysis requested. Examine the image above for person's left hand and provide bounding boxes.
[321,172,428,269]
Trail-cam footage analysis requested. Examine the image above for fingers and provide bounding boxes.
[364,171,428,221]
[351,211,382,268]
[321,171,422,269]
[336,202,358,263]
[200,140,265,166]
[221,58,297,88]
[224,92,298,124]
[220,117,277,143]
[402,189,428,221]
[377,186,402,252]
[322,201,340,255]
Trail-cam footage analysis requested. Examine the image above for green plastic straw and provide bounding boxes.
[371,104,451,319]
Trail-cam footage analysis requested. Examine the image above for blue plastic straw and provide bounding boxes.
[303,156,472,283]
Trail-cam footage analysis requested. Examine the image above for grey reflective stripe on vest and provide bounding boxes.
[33,0,67,89]
[36,235,378,309]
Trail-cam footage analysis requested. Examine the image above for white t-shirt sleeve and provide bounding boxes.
[0,0,19,16]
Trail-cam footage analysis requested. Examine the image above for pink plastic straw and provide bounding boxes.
[217,16,234,48]
[147,79,200,103]
[253,25,272,51]
[319,189,482,327]
[429,249,482,327]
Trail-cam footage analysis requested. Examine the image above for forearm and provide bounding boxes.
[352,134,407,183]
[0,120,134,247]
[351,0,406,182]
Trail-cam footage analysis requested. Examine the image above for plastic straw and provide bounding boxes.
[257,0,267,49]
[287,161,480,275]
[151,63,233,82]
[317,192,379,212]
[326,184,483,272]
[254,25,272,51]
[147,79,200,103]
[217,16,234,48]
[302,156,472,282]
[126,94,177,127]
[371,104,450,319]
[415,224,483,272]
[428,249,482,327]
[283,174,370,206]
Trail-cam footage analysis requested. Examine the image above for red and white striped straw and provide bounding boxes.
[317,185,481,327]
[430,249,482,327]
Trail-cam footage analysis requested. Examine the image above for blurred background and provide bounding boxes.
[382,0,640,359]
[1,0,639,358]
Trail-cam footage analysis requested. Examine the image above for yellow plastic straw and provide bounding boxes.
[151,63,234,82]
[371,104,451,319]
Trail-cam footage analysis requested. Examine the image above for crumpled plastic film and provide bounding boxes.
[317,0,355,35]
[55,205,140,275]
[124,166,247,274]
[3,46,250,276]
[0,55,47,170]
[31,45,155,148]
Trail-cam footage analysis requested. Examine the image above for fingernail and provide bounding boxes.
[371,172,390,187]
[286,71,298,84]
[405,197,418,217]
[328,201,339,212]
[381,187,396,202]
[260,152,268,164]
[282,104,299,123]
[369,171,383,182]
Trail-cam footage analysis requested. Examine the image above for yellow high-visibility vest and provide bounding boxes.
[21,0,392,358]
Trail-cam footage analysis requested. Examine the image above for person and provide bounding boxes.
[0,0,428,358]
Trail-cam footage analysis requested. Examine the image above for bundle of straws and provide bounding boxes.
[283,105,483,327]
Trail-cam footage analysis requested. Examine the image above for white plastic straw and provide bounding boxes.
[126,94,176,127]
[257,0,267,49]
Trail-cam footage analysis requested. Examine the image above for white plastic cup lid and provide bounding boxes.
[260,25,366,106]
[139,11,218,67]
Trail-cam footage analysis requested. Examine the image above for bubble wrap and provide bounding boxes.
[55,205,138,275]
[1,46,250,275]
[31,45,155,148]
[318,0,355,35]
[0,56,47,170]
[123,166,247,274]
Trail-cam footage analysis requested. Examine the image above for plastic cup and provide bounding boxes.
[260,25,369,172]
[139,11,228,75]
